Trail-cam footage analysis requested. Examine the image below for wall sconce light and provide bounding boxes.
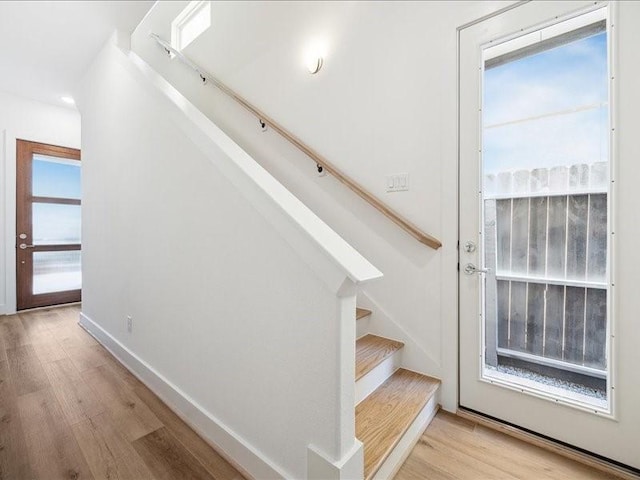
[304,39,327,75]
[306,56,323,74]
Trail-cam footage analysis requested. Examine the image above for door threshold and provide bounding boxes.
[456,407,640,479]
[17,301,81,313]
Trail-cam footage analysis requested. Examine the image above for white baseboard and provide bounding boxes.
[371,390,440,480]
[308,441,364,480]
[79,313,287,480]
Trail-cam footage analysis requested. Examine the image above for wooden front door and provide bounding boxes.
[16,140,82,310]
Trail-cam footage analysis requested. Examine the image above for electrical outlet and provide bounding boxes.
[127,315,133,333]
[386,173,409,192]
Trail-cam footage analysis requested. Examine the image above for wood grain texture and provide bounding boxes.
[81,364,162,441]
[52,323,98,350]
[32,339,68,364]
[0,360,33,479]
[356,368,439,480]
[72,413,154,480]
[356,334,404,381]
[394,411,630,480]
[134,385,244,480]
[133,427,216,480]
[0,335,7,363]
[356,308,372,320]
[44,358,105,425]
[65,344,110,372]
[19,311,54,344]
[42,356,83,384]
[6,345,50,396]
[0,315,30,350]
[0,305,245,479]
[18,388,94,480]
[455,410,637,480]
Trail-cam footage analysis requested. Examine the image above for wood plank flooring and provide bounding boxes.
[394,410,630,480]
[0,305,244,480]
[2,305,628,480]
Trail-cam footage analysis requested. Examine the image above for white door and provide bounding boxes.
[459,0,640,469]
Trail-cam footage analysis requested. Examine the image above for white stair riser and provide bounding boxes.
[371,389,440,480]
[355,349,402,405]
[356,316,370,339]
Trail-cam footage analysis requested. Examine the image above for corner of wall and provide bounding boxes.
[111,29,131,52]
[357,291,442,379]
[2,129,17,315]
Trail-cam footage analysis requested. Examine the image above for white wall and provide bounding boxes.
[77,36,380,479]
[0,90,80,314]
[131,0,515,409]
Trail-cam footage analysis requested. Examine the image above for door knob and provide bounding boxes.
[464,263,489,275]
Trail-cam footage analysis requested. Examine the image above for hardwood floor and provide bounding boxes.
[394,410,629,480]
[0,305,244,480]
[2,305,629,480]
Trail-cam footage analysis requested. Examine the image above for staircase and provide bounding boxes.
[354,308,440,480]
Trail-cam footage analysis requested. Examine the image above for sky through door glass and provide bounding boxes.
[483,31,608,175]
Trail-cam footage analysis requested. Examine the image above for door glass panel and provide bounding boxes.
[33,250,81,294]
[481,19,609,409]
[32,203,81,245]
[32,154,81,199]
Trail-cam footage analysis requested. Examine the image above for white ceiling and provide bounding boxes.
[0,1,154,109]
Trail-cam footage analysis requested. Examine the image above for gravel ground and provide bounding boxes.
[485,364,607,400]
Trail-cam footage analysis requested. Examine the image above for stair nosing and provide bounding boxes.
[356,368,440,480]
[355,334,404,381]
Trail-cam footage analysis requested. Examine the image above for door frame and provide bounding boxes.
[16,139,81,310]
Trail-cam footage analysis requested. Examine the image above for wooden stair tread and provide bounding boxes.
[356,335,404,381]
[356,369,440,480]
[356,308,372,320]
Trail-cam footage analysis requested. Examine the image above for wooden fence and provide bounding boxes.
[483,163,608,375]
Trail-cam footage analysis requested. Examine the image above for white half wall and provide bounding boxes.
[77,36,380,479]
[131,0,516,410]
[0,91,80,314]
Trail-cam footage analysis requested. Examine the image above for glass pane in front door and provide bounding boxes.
[32,154,81,199]
[481,17,610,410]
[33,250,82,294]
[32,203,82,245]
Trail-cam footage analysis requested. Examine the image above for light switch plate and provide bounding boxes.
[386,173,409,192]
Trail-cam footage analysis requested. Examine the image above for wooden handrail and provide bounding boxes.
[150,34,442,249]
